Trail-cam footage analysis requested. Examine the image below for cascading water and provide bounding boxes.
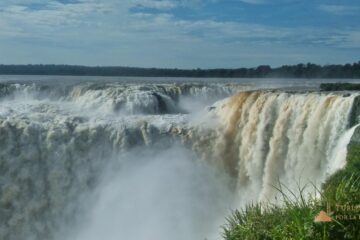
[191,91,358,204]
[0,79,358,240]
[0,81,242,240]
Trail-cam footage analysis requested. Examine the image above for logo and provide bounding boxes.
[314,202,360,222]
[314,203,333,223]
[314,211,332,223]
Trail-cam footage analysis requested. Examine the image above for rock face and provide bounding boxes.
[349,95,360,127]
[350,125,360,145]
[348,94,360,143]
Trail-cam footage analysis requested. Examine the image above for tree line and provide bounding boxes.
[0,62,359,78]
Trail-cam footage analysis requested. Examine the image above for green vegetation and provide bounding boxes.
[320,83,360,91]
[0,61,360,78]
[223,128,360,240]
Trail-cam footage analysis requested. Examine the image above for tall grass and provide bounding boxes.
[223,142,360,240]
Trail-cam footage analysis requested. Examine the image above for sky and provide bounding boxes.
[0,0,359,68]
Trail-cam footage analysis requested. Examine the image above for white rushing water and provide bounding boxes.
[328,123,360,175]
[201,91,358,204]
[0,79,358,240]
[71,147,233,240]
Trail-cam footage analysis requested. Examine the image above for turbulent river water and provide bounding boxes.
[0,76,359,240]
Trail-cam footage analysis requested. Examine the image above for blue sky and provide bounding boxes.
[0,0,359,68]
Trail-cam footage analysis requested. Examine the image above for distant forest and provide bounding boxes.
[0,62,360,78]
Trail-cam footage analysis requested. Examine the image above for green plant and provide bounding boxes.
[223,130,360,240]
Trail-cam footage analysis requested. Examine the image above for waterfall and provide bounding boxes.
[328,123,360,174]
[0,80,358,240]
[197,91,357,204]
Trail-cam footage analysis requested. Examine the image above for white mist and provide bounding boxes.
[71,146,234,240]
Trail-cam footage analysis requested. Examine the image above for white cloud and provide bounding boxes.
[318,4,358,15]
[237,0,301,5]
[1,0,359,49]
[0,1,111,32]
[133,0,178,10]
[238,0,264,5]
[0,0,359,67]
